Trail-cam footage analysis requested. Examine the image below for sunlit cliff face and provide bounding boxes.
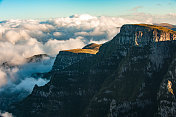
[168,80,174,95]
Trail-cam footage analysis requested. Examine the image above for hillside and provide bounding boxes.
[9,24,176,117]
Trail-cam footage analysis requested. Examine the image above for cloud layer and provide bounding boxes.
[0,111,13,117]
[0,14,141,65]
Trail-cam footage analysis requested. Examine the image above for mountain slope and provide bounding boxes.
[10,24,176,117]
[154,23,176,31]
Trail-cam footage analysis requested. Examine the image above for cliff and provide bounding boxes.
[82,43,101,50]
[52,43,101,71]
[10,24,176,117]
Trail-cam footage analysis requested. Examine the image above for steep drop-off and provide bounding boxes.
[52,43,101,71]
[10,24,176,117]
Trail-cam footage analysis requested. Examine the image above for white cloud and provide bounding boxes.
[15,78,49,92]
[53,32,62,37]
[0,111,13,117]
[74,31,89,36]
[44,36,85,56]
[169,13,176,16]
[122,12,176,25]
[69,14,96,21]
[5,30,21,44]
[0,69,7,88]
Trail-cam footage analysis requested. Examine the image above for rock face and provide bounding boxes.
[10,24,176,117]
[52,43,101,71]
[52,51,96,71]
[82,43,101,50]
[32,44,101,79]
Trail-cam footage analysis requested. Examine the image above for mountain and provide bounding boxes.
[154,23,176,31]
[0,54,53,111]
[52,43,101,71]
[1,54,52,69]
[10,24,176,117]
[26,54,51,63]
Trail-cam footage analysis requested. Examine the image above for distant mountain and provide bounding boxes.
[1,54,51,69]
[10,24,176,117]
[26,54,51,63]
[154,23,176,31]
[0,54,53,111]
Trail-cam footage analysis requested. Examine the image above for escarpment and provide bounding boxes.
[10,24,176,117]
[52,43,101,71]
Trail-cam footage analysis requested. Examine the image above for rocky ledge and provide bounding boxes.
[52,43,101,71]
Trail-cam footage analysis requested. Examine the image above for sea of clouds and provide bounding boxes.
[0,14,144,88]
[0,14,148,111]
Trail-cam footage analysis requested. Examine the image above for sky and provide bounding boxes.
[0,0,176,20]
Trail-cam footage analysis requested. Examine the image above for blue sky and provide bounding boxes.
[0,0,176,19]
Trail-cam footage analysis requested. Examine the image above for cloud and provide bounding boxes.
[53,32,62,37]
[168,13,176,16]
[0,57,54,110]
[0,111,13,117]
[15,78,49,92]
[0,57,54,88]
[121,12,176,25]
[0,69,7,88]
[69,14,96,20]
[0,14,142,65]
[44,36,85,56]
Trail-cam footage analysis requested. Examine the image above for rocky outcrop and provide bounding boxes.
[26,54,51,63]
[82,43,101,50]
[10,24,176,117]
[52,43,100,71]
[104,24,176,46]
[1,54,52,69]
